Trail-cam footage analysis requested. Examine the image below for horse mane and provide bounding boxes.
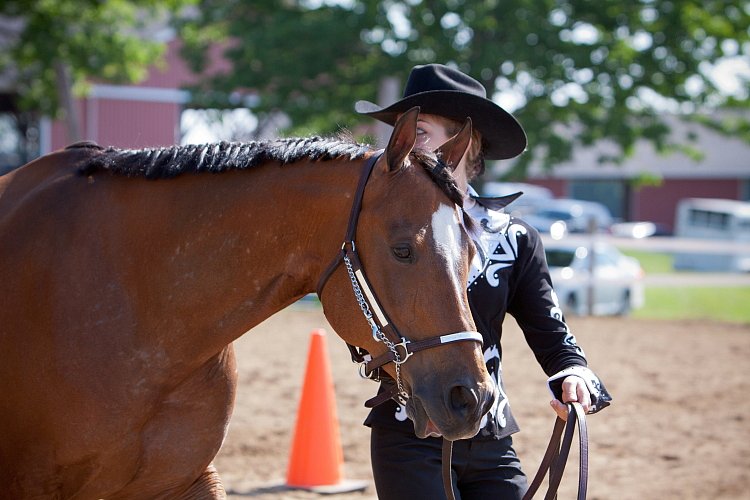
[76,136,370,179]
[75,136,465,207]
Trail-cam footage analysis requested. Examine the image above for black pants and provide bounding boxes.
[371,426,528,500]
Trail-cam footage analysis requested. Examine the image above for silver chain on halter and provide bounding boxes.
[343,251,409,405]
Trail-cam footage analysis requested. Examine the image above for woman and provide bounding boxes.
[354,64,611,499]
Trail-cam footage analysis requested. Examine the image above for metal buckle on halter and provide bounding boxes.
[358,361,380,381]
[357,361,369,379]
[393,339,414,365]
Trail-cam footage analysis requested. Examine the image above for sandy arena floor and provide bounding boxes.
[213,306,750,499]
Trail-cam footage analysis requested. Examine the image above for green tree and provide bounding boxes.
[0,0,194,142]
[179,0,749,175]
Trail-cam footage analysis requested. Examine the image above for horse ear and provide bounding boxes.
[435,117,472,173]
[384,106,420,172]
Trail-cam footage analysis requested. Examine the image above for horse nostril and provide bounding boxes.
[449,385,479,413]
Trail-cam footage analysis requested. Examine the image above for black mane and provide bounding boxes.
[76,137,371,179]
[74,137,464,206]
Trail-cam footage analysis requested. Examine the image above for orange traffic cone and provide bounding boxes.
[286,329,368,493]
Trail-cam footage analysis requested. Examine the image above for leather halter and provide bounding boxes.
[316,151,483,405]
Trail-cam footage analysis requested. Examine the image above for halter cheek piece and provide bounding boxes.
[316,151,483,406]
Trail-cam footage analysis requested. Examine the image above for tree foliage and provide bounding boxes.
[179,0,749,175]
[0,0,194,118]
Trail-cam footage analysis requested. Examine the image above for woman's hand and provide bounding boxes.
[550,375,591,420]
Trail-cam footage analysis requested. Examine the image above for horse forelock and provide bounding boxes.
[411,150,464,207]
[76,137,373,179]
[409,150,478,237]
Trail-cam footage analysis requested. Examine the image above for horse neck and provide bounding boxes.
[233,158,359,301]
[124,156,361,345]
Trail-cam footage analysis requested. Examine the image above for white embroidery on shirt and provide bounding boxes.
[479,344,507,428]
[468,222,527,289]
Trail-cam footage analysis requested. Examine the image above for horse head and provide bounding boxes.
[319,107,496,441]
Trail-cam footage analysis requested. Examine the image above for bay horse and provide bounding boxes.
[0,108,495,498]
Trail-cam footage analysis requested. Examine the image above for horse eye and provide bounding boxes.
[392,246,412,261]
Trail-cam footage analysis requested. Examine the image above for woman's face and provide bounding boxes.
[415,113,470,193]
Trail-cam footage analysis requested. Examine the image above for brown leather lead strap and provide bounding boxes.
[523,417,565,500]
[544,407,577,500]
[522,402,588,500]
[442,439,456,500]
[545,402,588,500]
[573,402,589,499]
[439,405,587,500]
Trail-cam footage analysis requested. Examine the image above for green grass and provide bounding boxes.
[620,249,673,273]
[633,287,750,324]
[620,249,750,324]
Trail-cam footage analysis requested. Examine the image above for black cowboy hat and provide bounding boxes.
[355,64,527,160]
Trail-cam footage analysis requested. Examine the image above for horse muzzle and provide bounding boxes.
[407,378,496,441]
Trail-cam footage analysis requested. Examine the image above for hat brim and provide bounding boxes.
[355,90,526,160]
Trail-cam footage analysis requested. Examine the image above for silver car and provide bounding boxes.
[545,241,645,316]
[528,198,615,233]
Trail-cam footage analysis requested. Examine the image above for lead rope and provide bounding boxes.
[522,402,588,500]
[441,402,588,500]
[442,439,456,500]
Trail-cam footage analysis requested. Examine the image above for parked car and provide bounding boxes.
[545,241,644,316]
[609,221,672,238]
[524,214,569,240]
[673,197,750,272]
[530,198,614,233]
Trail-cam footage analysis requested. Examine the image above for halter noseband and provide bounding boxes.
[316,151,483,406]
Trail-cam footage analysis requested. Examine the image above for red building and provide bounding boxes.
[43,39,202,153]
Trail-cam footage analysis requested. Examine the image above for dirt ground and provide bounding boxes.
[213,304,750,499]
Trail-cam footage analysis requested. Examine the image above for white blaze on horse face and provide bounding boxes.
[431,203,465,290]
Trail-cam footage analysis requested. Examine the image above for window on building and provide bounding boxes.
[741,179,750,202]
[569,180,626,220]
